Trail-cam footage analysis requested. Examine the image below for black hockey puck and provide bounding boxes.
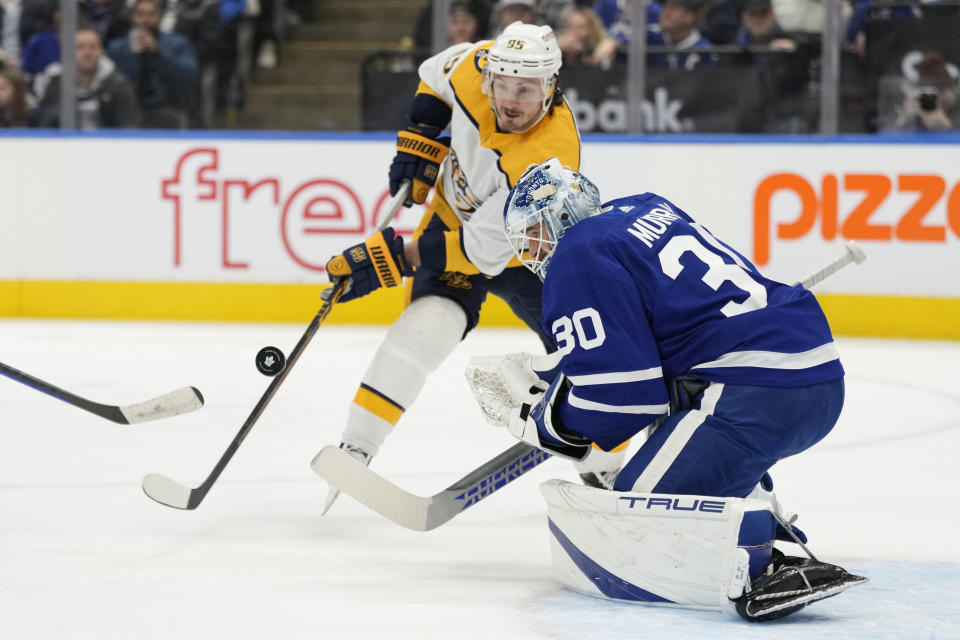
[255,346,286,376]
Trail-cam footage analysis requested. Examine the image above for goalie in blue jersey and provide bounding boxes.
[480,157,866,621]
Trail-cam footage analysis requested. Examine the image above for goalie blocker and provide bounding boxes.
[542,480,866,622]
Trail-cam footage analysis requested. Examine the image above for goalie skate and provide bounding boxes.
[734,550,868,622]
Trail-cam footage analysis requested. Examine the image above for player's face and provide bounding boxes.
[490,75,545,132]
[525,220,551,261]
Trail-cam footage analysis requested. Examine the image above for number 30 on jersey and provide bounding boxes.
[550,232,769,355]
[552,307,606,355]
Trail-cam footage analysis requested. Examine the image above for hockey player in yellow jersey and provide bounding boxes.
[319,21,625,513]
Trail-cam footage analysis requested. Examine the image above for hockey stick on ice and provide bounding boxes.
[310,241,869,531]
[142,181,411,510]
[311,443,551,531]
[0,361,203,424]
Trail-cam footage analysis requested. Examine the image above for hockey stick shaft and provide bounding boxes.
[143,182,411,510]
[794,241,866,289]
[0,361,203,424]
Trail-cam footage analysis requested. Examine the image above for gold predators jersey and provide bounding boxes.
[415,41,581,276]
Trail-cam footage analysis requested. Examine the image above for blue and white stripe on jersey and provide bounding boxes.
[540,191,844,451]
[560,368,670,450]
[566,367,669,416]
[567,391,669,416]
[567,367,663,385]
[691,342,841,374]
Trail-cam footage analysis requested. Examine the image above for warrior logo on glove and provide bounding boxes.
[390,127,451,207]
[370,245,399,287]
[325,228,414,303]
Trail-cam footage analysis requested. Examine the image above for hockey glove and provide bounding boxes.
[324,228,413,303]
[508,373,591,462]
[389,124,450,207]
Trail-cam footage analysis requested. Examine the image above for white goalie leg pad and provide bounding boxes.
[540,480,779,611]
[342,296,467,454]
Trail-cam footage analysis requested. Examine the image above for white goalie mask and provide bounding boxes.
[503,157,603,280]
[482,21,562,131]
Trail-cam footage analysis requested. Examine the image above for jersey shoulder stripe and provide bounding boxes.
[568,390,669,416]
[691,343,840,372]
[567,367,663,386]
[418,41,484,104]
[415,80,449,108]
[447,41,494,130]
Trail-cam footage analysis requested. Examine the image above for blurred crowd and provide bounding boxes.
[2,0,958,132]
[0,0,300,129]
[402,0,959,133]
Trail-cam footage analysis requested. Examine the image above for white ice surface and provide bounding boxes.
[1,320,958,639]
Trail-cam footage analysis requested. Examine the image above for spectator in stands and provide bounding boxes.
[36,26,138,128]
[489,0,537,37]
[557,6,608,68]
[1,0,23,65]
[173,0,246,125]
[733,0,810,134]
[412,0,491,50]
[19,3,58,79]
[107,0,198,128]
[254,0,281,69]
[892,50,959,132]
[647,0,715,69]
[846,0,921,58]
[771,0,851,36]
[79,0,128,46]
[448,0,481,45]
[596,0,715,69]
[736,0,795,63]
[17,0,54,51]
[701,0,741,45]
[0,62,28,125]
[539,0,576,31]
[592,0,660,31]
[17,0,125,85]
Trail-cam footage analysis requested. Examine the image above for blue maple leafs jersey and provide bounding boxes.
[541,192,844,451]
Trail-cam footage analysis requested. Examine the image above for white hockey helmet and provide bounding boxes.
[482,21,563,128]
[503,157,602,280]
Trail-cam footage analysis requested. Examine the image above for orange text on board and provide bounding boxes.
[753,173,960,265]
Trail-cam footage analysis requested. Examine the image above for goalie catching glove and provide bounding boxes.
[323,228,413,303]
[389,124,450,206]
[465,352,590,462]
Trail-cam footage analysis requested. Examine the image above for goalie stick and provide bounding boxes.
[794,241,866,289]
[0,361,203,424]
[142,181,411,510]
[311,241,868,530]
[311,443,550,531]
